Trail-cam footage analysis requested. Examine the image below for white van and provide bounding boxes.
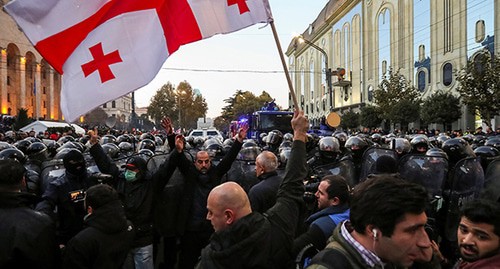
[188,128,224,142]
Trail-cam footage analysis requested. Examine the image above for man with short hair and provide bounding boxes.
[171,125,247,269]
[454,199,500,268]
[0,159,59,269]
[248,150,282,213]
[196,110,309,268]
[308,175,434,268]
[293,175,350,256]
[63,184,134,269]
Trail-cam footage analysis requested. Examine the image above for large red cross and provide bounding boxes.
[227,0,249,14]
[81,42,122,83]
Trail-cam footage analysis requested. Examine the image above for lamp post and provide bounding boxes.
[297,35,333,111]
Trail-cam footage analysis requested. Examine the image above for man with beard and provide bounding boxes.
[170,125,247,269]
[454,199,500,268]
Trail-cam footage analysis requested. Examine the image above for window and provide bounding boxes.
[43,101,46,108]
[43,87,46,94]
[7,76,10,86]
[7,93,10,102]
[417,70,426,91]
[112,101,116,108]
[367,85,374,102]
[103,103,107,108]
[443,63,453,86]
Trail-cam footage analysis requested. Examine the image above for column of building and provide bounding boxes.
[0,49,7,114]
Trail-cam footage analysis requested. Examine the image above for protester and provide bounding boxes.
[248,150,283,213]
[196,109,308,269]
[168,123,247,269]
[293,175,350,256]
[0,159,59,269]
[62,184,134,269]
[307,175,435,268]
[454,199,500,268]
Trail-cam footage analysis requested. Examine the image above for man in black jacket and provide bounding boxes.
[196,109,308,269]
[171,124,247,269]
[0,159,59,269]
[63,184,134,269]
[248,150,282,213]
[87,117,178,269]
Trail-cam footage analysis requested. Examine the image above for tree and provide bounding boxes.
[456,50,500,128]
[220,90,274,122]
[84,107,108,127]
[359,105,382,129]
[340,110,359,130]
[147,82,177,124]
[147,81,208,129]
[213,116,228,133]
[13,108,31,130]
[420,92,462,130]
[374,69,421,132]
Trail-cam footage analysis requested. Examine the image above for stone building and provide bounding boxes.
[286,0,500,131]
[0,1,62,120]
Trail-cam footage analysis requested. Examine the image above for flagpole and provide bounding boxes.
[269,20,299,110]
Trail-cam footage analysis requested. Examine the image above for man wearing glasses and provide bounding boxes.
[170,125,248,269]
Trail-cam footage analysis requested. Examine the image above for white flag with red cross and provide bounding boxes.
[5,0,272,122]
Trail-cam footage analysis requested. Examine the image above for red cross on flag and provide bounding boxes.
[5,0,272,122]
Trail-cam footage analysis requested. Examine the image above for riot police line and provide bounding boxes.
[0,128,499,267]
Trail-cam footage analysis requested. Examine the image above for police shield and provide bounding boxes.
[359,147,398,181]
[146,153,168,175]
[222,160,259,193]
[398,154,448,198]
[480,158,500,202]
[312,159,356,187]
[443,157,485,241]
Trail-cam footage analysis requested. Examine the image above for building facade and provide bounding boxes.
[0,1,62,120]
[286,0,499,130]
[101,95,132,123]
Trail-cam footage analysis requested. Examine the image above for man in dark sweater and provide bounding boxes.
[196,110,309,269]
[248,150,282,213]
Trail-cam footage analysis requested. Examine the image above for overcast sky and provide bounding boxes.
[134,0,329,118]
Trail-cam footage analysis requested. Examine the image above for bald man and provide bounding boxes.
[196,110,309,269]
[248,150,282,213]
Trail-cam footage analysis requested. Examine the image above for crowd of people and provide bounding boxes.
[0,111,499,269]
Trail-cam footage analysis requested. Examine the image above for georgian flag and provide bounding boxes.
[5,0,272,122]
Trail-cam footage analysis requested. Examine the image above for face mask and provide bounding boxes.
[66,161,86,176]
[124,170,138,182]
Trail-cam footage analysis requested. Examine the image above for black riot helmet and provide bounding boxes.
[318,136,340,161]
[442,138,475,165]
[139,139,156,152]
[0,148,27,164]
[100,135,117,145]
[0,141,13,151]
[485,137,500,152]
[410,136,429,154]
[345,136,368,159]
[333,131,348,149]
[390,138,411,157]
[265,130,283,146]
[57,135,75,145]
[426,148,448,160]
[140,133,155,141]
[13,140,32,154]
[26,142,49,162]
[203,138,223,157]
[102,143,120,159]
[474,146,499,172]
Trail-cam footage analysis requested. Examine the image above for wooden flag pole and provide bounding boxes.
[269,20,299,110]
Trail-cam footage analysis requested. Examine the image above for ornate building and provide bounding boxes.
[286,0,499,130]
[0,1,62,120]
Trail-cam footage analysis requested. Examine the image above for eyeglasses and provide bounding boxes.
[196,159,210,164]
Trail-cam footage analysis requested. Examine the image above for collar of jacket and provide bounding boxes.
[258,170,278,181]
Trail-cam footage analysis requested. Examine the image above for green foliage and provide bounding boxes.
[359,105,382,128]
[340,110,359,130]
[220,90,274,122]
[456,50,500,127]
[374,69,421,131]
[213,116,228,133]
[421,92,462,128]
[84,107,108,127]
[147,81,208,129]
[13,108,32,130]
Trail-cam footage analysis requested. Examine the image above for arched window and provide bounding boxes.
[417,70,426,91]
[367,85,374,102]
[442,63,453,87]
[310,60,315,99]
[112,101,116,108]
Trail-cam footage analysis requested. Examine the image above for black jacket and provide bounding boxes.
[196,140,307,269]
[172,139,243,234]
[89,142,177,247]
[248,170,283,213]
[0,192,59,269]
[36,170,99,245]
[62,199,134,269]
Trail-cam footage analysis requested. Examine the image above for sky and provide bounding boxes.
[134,0,330,118]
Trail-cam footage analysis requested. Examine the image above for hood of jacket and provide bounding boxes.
[84,199,130,234]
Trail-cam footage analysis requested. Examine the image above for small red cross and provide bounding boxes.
[227,0,249,14]
[81,42,122,83]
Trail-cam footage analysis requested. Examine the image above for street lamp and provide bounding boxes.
[296,35,333,111]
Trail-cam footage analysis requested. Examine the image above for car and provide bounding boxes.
[188,128,224,142]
